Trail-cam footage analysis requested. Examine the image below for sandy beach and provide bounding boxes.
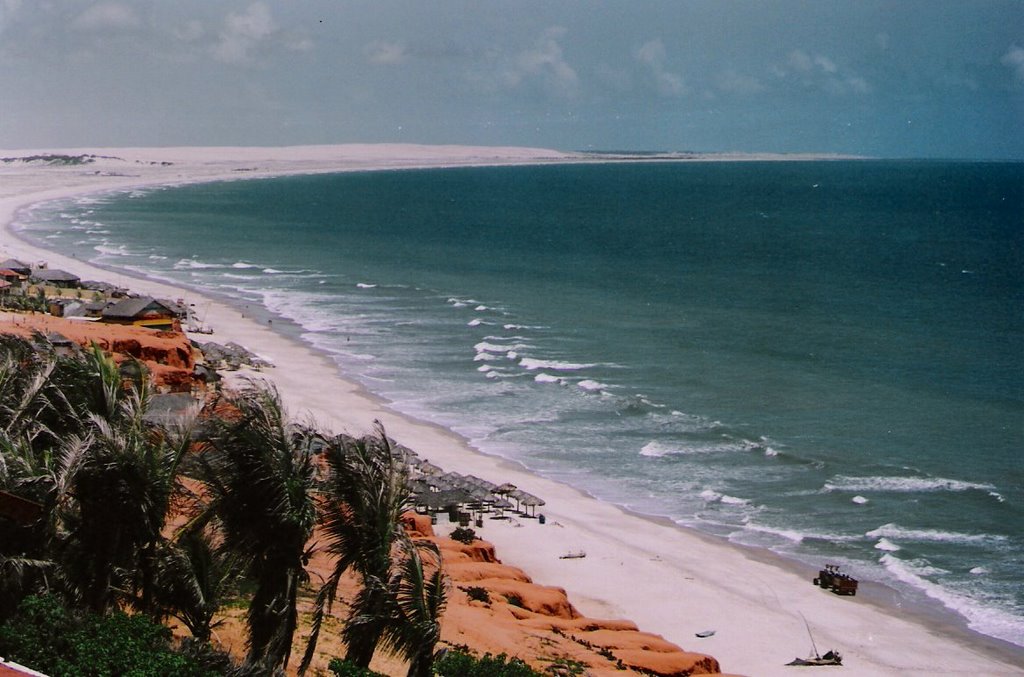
[2,145,1021,676]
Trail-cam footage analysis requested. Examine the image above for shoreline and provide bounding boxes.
[3,145,1022,676]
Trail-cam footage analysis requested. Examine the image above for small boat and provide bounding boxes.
[788,612,842,667]
[695,629,716,638]
[558,550,586,559]
[786,650,842,667]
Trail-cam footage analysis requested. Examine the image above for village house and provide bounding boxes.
[30,268,81,288]
[0,258,31,276]
[100,296,185,330]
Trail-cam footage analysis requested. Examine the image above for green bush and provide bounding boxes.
[461,586,491,604]
[433,648,542,676]
[449,526,477,545]
[327,657,387,676]
[0,594,219,677]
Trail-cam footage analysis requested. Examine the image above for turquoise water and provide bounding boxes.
[17,160,1024,646]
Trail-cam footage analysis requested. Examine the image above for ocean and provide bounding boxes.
[16,159,1024,647]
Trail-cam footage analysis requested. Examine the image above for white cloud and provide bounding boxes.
[210,2,310,65]
[716,69,766,95]
[779,49,869,95]
[365,40,407,65]
[788,49,814,72]
[72,2,140,31]
[814,55,837,74]
[636,38,686,96]
[214,2,276,64]
[1002,44,1024,84]
[0,0,22,36]
[174,20,204,43]
[504,27,579,95]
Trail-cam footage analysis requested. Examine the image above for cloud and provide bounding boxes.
[1002,45,1024,84]
[0,0,22,36]
[636,39,686,96]
[174,20,204,43]
[365,40,407,65]
[72,2,140,31]
[213,2,276,64]
[503,27,579,95]
[212,2,310,64]
[715,69,766,95]
[778,49,869,95]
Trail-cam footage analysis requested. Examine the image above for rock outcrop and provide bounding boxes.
[406,515,723,677]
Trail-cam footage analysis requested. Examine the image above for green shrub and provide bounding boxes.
[327,657,387,676]
[449,526,477,545]
[0,594,219,677]
[461,585,491,604]
[503,592,525,608]
[433,648,542,676]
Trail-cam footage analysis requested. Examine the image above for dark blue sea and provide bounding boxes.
[17,160,1024,646]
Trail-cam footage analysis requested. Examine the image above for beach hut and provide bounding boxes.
[0,258,31,276]
[0,269,27,286]
[101,296,182,329]
[30,268,81,288]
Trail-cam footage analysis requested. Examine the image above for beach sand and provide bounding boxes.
[2,145,1021,676]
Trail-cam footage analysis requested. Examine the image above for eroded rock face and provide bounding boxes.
[410,518,723,677]
[1,313,197,391]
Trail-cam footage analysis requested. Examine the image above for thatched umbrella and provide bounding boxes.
[464,475,497,491]
[519,492,545,517]
[494,482,517,497]
[416,460,443,476]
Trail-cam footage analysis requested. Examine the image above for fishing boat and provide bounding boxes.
[786,650,842,667]
[787,613,843,667]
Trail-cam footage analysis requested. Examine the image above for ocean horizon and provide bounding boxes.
[15,159,1024,649]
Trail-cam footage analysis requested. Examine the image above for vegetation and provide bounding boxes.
[0,594,217,677]
[301,423,448,676]
[448,526,477,545]
[0,333,451,676]
[461,585,491,604]
[327,657,387,676]
[432,648,544,676]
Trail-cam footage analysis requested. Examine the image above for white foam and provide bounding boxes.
[641,441,672,457]
[519,357,595,371]
[866,523,1006,545]
[699,489,751,506]
[93,243,133,256]
[874,538,902,552]
[534,373,564,385]
[969,566,989,575]
[577,379,608,392]
[852,495,869,504]
[474,341,515,354]
[231,261,259,269]
[174,258,221,270]
[877,553,1024,644]
[357,282,377,288]
[824,475,997,494]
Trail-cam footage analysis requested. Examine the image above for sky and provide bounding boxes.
[1,1,1022,159]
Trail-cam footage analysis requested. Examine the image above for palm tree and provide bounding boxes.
[387,539,448,677]
[197,380,318,673]
[300,422,447,675]
[153,528,238,642]
[56,368,194,614]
